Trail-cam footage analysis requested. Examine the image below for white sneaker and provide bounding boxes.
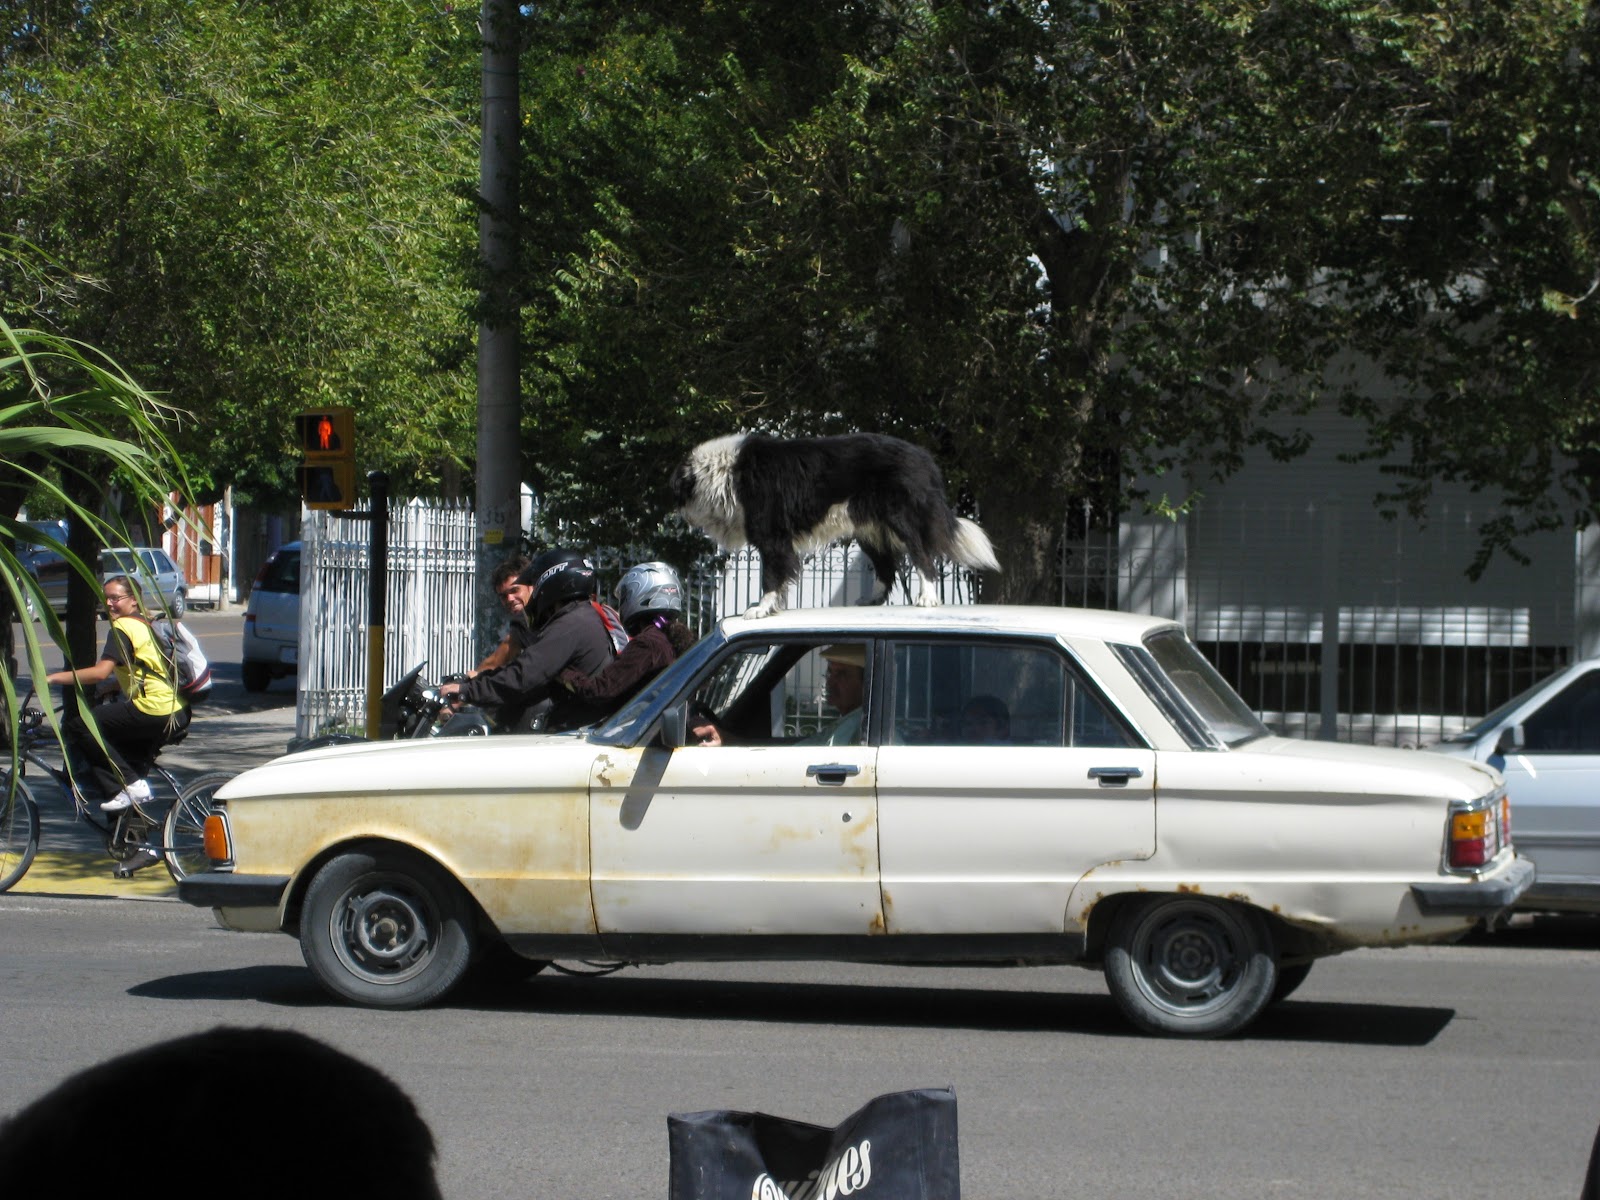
[101,779,152,813]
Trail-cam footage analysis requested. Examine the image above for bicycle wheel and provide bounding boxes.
[0,773,42,892]
[162,770,234,882]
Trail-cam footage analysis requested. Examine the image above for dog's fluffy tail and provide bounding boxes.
[948,517,1001,573]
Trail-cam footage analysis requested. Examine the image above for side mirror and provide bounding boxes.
[660,701,687,750]
[1495,724,1525,755]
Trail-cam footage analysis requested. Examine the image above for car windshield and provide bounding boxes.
[1140,630,1269,747]
[1436,662,1578,744]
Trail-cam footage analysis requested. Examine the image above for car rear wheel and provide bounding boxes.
[1104,895,1277,1038]
[241,661,273,692]
[171,590,186,618]
[301,849,475,1008]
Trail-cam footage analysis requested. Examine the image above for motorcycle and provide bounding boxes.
[287,663,492,754]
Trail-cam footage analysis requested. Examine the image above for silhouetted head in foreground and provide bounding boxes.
[0,1025,442,1199]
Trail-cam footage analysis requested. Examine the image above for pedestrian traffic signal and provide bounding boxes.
[294,408,356,510]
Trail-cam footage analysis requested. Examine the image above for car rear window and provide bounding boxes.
[1118,631,1269,749]
[258,550,301,594]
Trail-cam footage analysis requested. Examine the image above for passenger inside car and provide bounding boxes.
[957,694,1011,744]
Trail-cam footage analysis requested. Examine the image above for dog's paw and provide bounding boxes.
[743,595,782,619]
[913,591,942,608]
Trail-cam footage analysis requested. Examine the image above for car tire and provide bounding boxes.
[172,590,186,618]
[1270,960,1313,1004]
[301,849,476,1009]
[241,661,273,692]
[1103,895,1277,1038]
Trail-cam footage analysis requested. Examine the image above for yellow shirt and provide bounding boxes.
[104,616,185,717]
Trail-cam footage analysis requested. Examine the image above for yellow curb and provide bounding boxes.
[12,851,176,899]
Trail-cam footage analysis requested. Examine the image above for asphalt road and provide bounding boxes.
[0,897,1597,1199]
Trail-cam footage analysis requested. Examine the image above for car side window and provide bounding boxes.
[690,640,871,745]
[1521,670,1600,753]
[887,640,1132,748]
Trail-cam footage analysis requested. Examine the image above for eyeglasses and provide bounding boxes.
[103,592,133,606]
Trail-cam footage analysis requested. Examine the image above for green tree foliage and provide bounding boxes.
[515,0,1599,595]
[0,307,192,756]
[0,0,479,506]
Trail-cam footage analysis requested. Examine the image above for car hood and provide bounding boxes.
[217,733,601,803]
[1231,734,1502,799]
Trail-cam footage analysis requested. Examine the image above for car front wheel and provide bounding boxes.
[1103,895,1277,1038]
[300,849,475,1008]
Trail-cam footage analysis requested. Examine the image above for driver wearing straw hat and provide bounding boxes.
[693,644,867,747]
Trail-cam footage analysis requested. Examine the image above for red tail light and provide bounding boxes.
[1447,806,1499,869]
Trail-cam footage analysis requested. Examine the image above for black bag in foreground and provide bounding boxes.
[668,1086,959,1200]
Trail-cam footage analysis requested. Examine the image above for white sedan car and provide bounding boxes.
[1430,657,1600,914]
[180,606,1531,1037]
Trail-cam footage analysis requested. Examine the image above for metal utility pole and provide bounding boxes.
[476,0,522,658]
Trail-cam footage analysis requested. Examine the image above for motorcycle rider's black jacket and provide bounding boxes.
[457,597,615,731]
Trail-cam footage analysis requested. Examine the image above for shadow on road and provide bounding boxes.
[130,966,1456,1046]
[1460,913,1600,950]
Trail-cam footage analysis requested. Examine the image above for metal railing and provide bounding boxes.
[297,501,478,739]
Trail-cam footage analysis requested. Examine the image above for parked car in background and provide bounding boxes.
[99,546,188,616]
[1430,659,1600,915]
[16,519,70,617]
[241,541,300,693]
[181,605,1531,1037]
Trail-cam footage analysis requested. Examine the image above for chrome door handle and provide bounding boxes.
[1088,766,1144,787]
[807,763,860,786]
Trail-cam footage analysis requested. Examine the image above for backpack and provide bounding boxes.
[143,616,214,705]
[590,600,630,656]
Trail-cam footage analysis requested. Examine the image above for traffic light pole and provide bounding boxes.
[365,471,389,739]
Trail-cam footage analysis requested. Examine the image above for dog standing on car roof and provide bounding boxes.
[670,431,1000,618]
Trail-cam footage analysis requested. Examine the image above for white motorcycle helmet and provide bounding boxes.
[614,561,683,634]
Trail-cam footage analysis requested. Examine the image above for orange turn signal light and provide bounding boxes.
[202,814,231,861]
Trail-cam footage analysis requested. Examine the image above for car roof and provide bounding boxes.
[715,604,1181,646]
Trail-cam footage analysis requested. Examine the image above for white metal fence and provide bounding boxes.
[298,501,478,739]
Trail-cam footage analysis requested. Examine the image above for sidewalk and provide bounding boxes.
[10,700,299,901]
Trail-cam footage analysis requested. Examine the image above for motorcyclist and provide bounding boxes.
[558,561,696,715]
[469,554,533,676]
[438,548,622,732]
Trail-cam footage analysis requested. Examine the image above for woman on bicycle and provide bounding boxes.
[42,575,190,813]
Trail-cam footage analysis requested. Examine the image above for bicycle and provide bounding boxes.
[0,694,232,891]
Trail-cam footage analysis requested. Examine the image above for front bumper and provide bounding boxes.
[177,872,290,910]
[1410,856,1536,916]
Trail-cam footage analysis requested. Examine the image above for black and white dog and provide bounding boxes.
[670,432,1000,617]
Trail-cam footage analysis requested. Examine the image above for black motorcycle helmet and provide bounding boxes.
[518,548,598,626]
